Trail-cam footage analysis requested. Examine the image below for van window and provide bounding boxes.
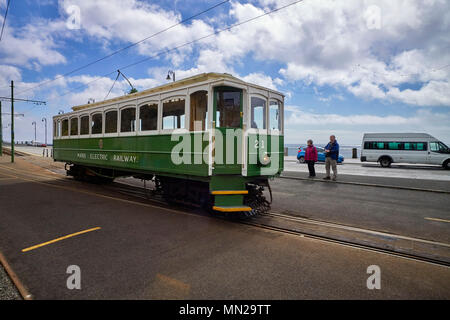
[430,142,449,153]
[364,142,386,149]
[416,142,426,151]
[388,142,402,150]
[80,116,89,135]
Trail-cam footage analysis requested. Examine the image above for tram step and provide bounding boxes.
[211,190,248,195]
[212,206,252,212]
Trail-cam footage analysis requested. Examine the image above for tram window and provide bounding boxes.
[105,110,118,133]
[140,103,158,131]
[251,97,266,129]
[269,100,281,131]
[70,118,78,135]
[80,116,89,135]
[53,121,57,137]
[61,119,69,136]
[162,98,185,130]
[121,107,136,132]
[91,113,102,134]
[190,91,208,131]
[216,90,241,128]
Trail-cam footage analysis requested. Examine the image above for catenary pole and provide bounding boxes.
[0,101,2,156]
[42,117,47,145]
[11,80,14,163]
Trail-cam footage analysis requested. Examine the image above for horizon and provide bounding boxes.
[0,0,449,146]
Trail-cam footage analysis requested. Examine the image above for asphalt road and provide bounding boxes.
[0,156,449,299]
[270,175,450,244]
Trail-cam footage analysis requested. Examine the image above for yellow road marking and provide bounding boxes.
[425,217,450,223]
[155,273,190,291]
[22,227,101,253]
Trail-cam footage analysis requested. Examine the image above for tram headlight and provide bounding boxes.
[259,153,271,166]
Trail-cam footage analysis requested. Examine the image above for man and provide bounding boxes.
[323,135,339,181]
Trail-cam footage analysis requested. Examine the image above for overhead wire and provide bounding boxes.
[0,0,11,42]
[48,0,306,101]
[13,0,231,97]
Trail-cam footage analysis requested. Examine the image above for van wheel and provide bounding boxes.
[443,160,450,170]
[298,156,305,164]
[379,157,392,168]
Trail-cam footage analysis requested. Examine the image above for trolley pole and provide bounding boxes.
[11,80,14,163]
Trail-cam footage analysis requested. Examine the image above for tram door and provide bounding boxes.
[212,87,243,174]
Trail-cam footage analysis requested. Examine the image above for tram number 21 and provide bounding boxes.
[254,139,265,149]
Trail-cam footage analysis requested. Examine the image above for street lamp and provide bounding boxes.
[58,110,65,114]
[42,117,47,145]
[166,70,175,82]
[32,121,37,146]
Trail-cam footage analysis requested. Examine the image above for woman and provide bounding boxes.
[304,139,318,178]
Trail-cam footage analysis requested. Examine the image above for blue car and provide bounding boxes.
[297,146,344,164]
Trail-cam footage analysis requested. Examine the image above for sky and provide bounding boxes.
[0,0,449,146]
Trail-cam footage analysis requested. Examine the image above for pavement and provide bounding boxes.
[285,156,450,181]
[0,154,449,299]
[5,145,53,157]
[0,263,21,300]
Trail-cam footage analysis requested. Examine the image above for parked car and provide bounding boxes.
[361,133,450,169]
[297,146,344,164]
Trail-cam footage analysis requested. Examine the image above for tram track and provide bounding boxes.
[279,174,450,194]
[245,212,450,267]
[108,180,450,268]
[2,162,449,268]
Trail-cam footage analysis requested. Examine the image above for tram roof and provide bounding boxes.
[71,72,284,112]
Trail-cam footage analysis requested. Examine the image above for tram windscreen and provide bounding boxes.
[216,90,241,128]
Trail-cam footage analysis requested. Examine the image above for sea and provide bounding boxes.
[285,144,361,158]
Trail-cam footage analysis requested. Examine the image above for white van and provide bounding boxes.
[361,133,450,169]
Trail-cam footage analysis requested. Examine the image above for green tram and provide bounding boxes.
[53,73,284,215]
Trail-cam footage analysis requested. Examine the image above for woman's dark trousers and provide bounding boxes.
[307,160,316,177]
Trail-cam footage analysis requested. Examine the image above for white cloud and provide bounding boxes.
[0,19,68,68]
[0,65,21,88]
[59,0,214,66]
[284,106,450,144]
[215,0,450,107]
